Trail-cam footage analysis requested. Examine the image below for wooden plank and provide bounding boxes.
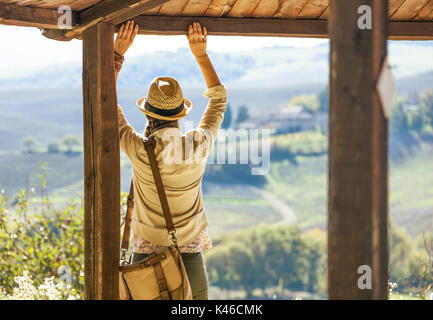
[132,15,328,37]
[205,0,238,16]
[389,0,407,17]
[319,5,329,19]
[371,0,389,301]
[145,3,162,14]
[182,0,213,16]
[228,0,261,17]
[250,0,279,17]
[391,0,430,20]
[274,0,309,18]
[81,0,171,24]
[389,21,433,39]
[0,2,78,29]
[4,0,101,11]
[328,0,388,300]
[159,0,190,15]
[82,22,120,300]
[65,0,170,38]
[298,0,328,19]
[129,14,433,39]
[414,0,433,20]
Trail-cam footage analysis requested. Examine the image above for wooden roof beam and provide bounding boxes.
[64,0,171,38]
[389,21,433,40]
[0,2,78,29]
[132,15,329,38]
[131,15,433,40]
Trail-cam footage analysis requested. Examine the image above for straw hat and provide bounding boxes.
[136,76,192,121]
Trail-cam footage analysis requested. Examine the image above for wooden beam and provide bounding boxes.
[389,21,433,40]
[0,3,78,29]
[42,29,78,41]
[130,15,433,40]
[132,15,329,38]
[65,0,171,38]
[0,5,431,40]
[82,22,120,300]
[328,0,389,300]
[371,0,390,300]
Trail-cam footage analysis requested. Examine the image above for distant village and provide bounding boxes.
[237,105,328,135]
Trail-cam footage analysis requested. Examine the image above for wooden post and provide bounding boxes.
[328,0,388,299]
[82,22,120,300]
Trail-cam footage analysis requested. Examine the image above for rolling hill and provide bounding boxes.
[1,41,433,151]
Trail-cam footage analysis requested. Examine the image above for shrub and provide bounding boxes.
[204,226,327,297]
[20,136,37,154]
[47,141,61,154]
[0,164,84,298]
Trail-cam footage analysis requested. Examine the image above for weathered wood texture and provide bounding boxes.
[130,14,433,40]
[0,2,78,28]
[82,22,120,300]
[371,0,390,301]
[389,21,433,39]
[4,0,433,26]
[3,0,433,40]
[132,15,329,37]
[390,0,431,20]
[414,0,433,20]
[65,0,171,38]
[2,0,100,11]
[328,0,388,300]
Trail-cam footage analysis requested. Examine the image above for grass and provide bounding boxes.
[389,292,423,300]
[206,201,282,236]
[265,139,433,237]
[389,143,433,236]
[1,133,432,238]
[0,151,83,198]
[265,156,327,229]
[208,286,326,300]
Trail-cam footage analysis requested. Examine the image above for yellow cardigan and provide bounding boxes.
[117,83,228,246]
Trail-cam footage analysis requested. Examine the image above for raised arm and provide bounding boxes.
[114,20,138,83]
[188,22,221,89]
[113,21,142,162]
[187,22,227,147]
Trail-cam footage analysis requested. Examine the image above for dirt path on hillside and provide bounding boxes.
[260,190,297,226]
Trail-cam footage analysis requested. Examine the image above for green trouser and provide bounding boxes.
[132,251,208,300]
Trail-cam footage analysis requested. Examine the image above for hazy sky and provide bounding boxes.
[0,25,327,76]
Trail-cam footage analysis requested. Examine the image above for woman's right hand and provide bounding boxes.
[187,22,208,58]
[114,20,138,56]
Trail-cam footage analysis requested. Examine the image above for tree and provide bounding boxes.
[47,141,60,153]
[62,134,80,154]
[390,97,409,133]
[235,105,249,125]
[0,167,83,299]
[420,89,433,130]
[407,109,423,132]
[389,224,413,283]
[205,225,327,298]
[288,95,320,114]
[221,103,232,129]
[318,85,329,113]
[21,136,37,154]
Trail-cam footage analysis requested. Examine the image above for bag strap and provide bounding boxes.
[142,138,177,239]
[121,181,134,251]
[120,137,177,255]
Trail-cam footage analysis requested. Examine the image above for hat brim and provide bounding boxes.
[136,97,192,121]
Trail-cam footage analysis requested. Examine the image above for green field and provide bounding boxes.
[266,155,327,229]
[265,139,433,237]
[389,143,433,236]
[1,135,432,239]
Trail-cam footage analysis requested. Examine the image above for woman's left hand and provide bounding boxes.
[114,20,139,56]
